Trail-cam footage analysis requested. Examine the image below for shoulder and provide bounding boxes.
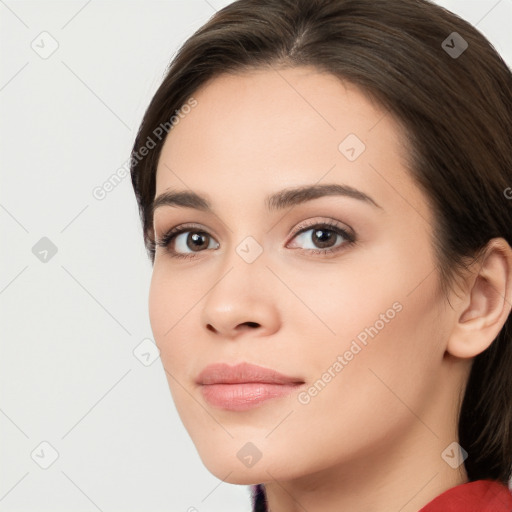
[420,479,512,512]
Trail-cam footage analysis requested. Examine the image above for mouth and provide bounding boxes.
[196,362,305,411]
[199,382,304,411]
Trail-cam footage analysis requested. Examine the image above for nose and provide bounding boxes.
[200,263,280,340]
[206,320,261,335]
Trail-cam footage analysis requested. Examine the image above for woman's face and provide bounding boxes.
[148,67,462,485]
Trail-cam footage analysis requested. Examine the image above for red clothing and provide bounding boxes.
[251,479,512,511]
[419,479,512,511]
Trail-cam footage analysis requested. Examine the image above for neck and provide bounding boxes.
[264,431,467,512]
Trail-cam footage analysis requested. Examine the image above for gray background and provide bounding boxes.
[1,1,511,511]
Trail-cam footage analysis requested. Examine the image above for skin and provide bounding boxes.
[148,66,512,512]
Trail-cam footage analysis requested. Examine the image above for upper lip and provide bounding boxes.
[196,362,304,385]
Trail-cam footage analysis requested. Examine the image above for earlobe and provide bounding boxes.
[446,238,512,359]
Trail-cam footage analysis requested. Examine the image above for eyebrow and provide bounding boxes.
[151,183,382,217]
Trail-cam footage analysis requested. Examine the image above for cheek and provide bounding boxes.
[269,284,444,477]
[292,238,444,430]
[148,262,200,334]
[148,265,191,365]
[293,229,440,375]
[148,267,199,415]
[148,266,169,343]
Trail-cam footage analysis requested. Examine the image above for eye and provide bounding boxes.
[155,220,356,260]
[287,220,355,256]
[155,223,219,260]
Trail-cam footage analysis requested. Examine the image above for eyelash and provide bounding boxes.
[154,220,356,260]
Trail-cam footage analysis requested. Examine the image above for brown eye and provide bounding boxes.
[156,226,220,259]
[310,228,338,249]
[290,223,354,252]
[184,232,211,252]
[156,220,355,260]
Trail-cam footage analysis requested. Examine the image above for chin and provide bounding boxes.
[198,445,304,486]
[200,458,268,485]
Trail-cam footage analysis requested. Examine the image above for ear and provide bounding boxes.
[447,238,512,359]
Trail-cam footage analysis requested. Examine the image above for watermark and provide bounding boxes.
[297,301,403,405]
[133,338,160,367]
[31,31,59,59]
[338,133,366,162]
[441,441,468,469]
[504,187,512,200]
[441,32,468,59]
[237,441,262,468]
[31,441,59,469]
[236,236,263,263]
[92,97,198,201]
[32,236,58,263]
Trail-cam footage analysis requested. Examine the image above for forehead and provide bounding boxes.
[154,66,428,222]
[159,66,395,165]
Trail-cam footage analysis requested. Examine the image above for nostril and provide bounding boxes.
[244,322,259,328]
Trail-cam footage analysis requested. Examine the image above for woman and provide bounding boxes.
[130,0,512,510]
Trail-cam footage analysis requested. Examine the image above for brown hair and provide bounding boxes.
[130,0,512,484]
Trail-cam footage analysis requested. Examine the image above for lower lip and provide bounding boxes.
[200,382,302,411]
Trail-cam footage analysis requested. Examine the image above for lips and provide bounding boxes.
[196,362,304,385]
[196,362,305,411]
